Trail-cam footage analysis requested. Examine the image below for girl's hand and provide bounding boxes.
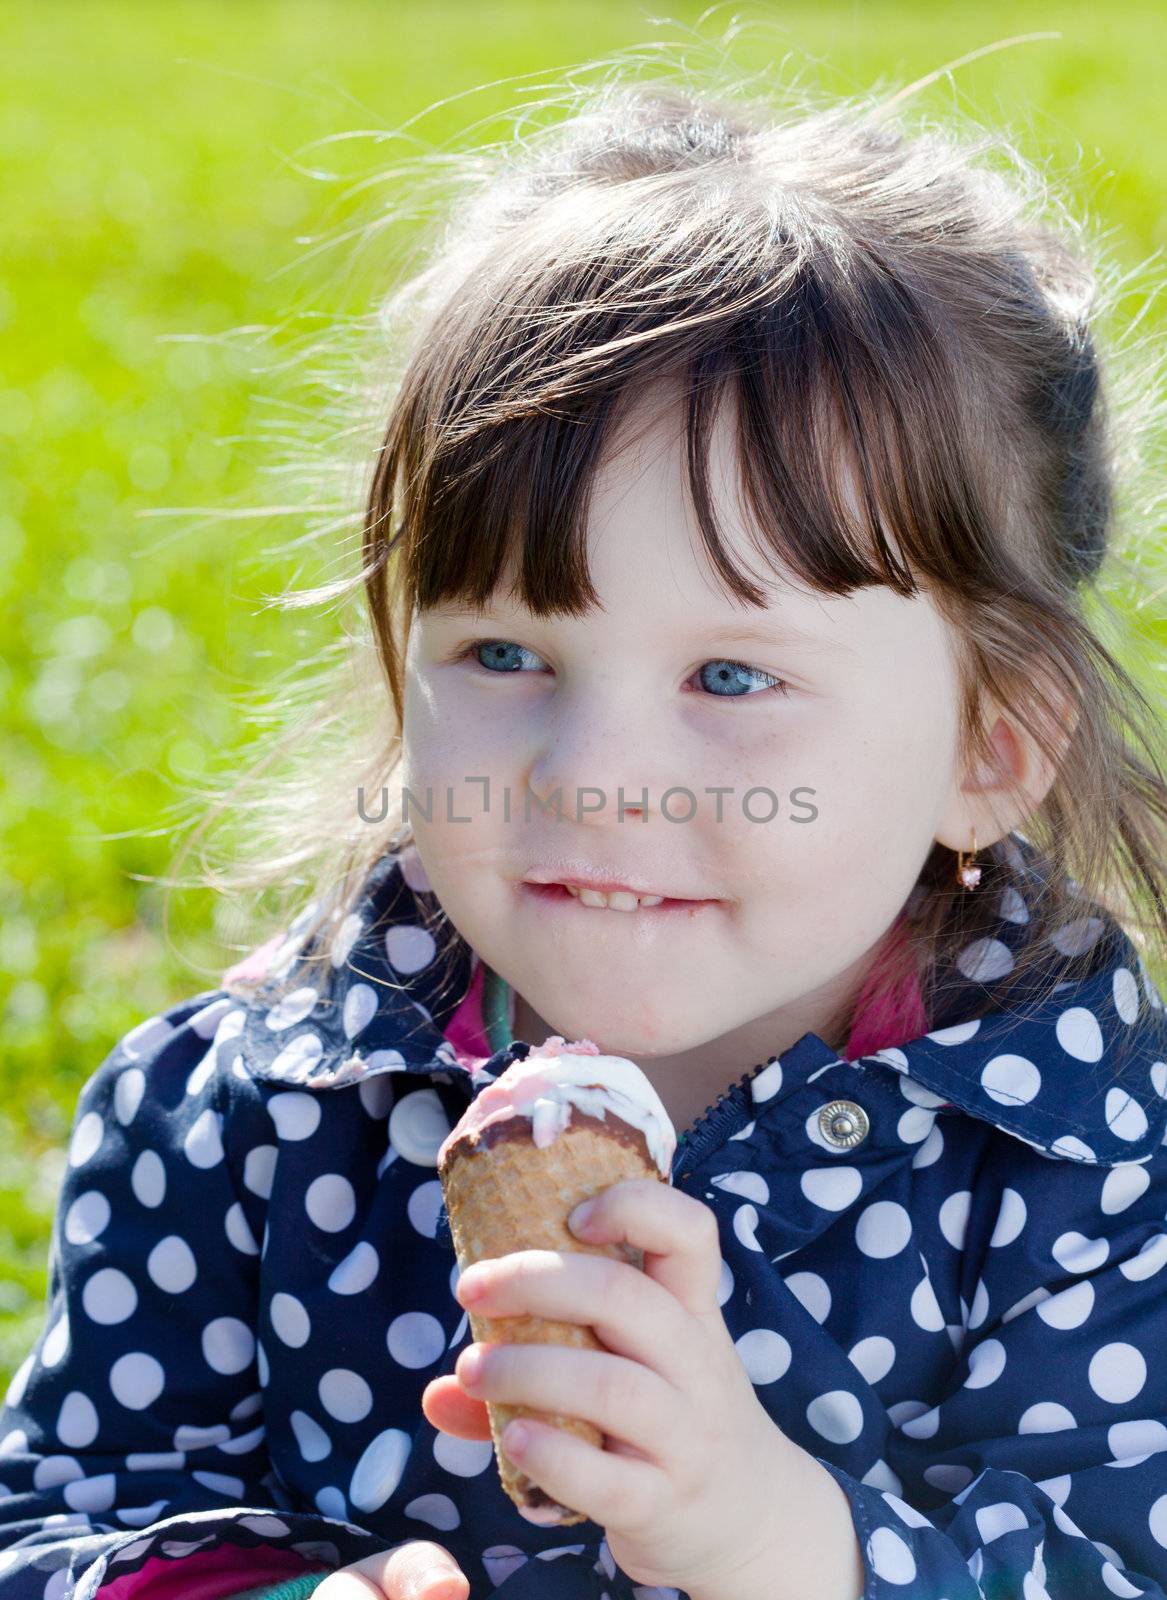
[423,1180,862,1600]
[311,1540,469,1599]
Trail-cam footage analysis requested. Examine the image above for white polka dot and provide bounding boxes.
[65,1191,111,1246]
[405,1493,460,1532]
[909,1274,945,1333]
[899,1077,946,1108]
[406,1180,444,1240]
[1050,917,1105,957]
[202,1318,255,1375]
[735,1328,791,1384]
[315,1485,346,1519]
[1113,968,1141,1024]
[1109,1419,1167,1463]
[306,1174,356,1233]
[806,1390,864,1444]
[1152,1062,1167,1099]
[225,1203,259,1256]
[264,987,319,1031]
[433,1432,494,1476]
[131,1150,166,1208]
[911,1126,945,1168]
[999,886,1029,924]
[1036,1280,1094,1330]
[1051,1135,1096,1161]
[990,1188,1027,1247]
[957,938,1014,982]
[56,1392,99,1448]
[330,911,365,968]
[717,1257,734,1307]
[270,1032,325,1080]
[1100,1561,1144,1598]
[113,1069,146,1126]
[271,1293,312,1348]
[800,1166,863,1212]
[855,1201,912,1259]
[1106,1089,1149,1143]
[1101,1164,1150,1215]
[732,1203,761,1252]
[42,1311,69,1367]
[146,1237,197,1295]
[69,1113,104,1168]
[184,1109,224,1169]
[866,1526,916,1585]
[244,1145,278,1200]
[82,1269,137,1326]
[710,1170,769,1204]
[849,1336,896,1385]
[109,1352,165,1410]
[882,1489,933,1528]
[1036,1474,1071,1506]
[64,1472,116,1513]
[1056,1007,1104,1063]
[319,1369,372,1423]
[1019,1402,1076,1433]
[896,1107,935,1144]
[385,924,437,975]
[1151,1495,1167,1549]
[268,1093,322,1141]
[976,1501,1029,1543]
[350,1427,411,1513]
[387,1312,446,1369]
[784,1272,831,1324]
[389,1090,450,1166]
[1052,1231,1109,1274]
[938,1191,971,1250]
[343,984,379,1041]
[927,1020,981,1045]
[863,1458,903,1494]
[291,1410,332,1463]
[964,1339,1006,1390]
[1120,1234,1167,1281]
[924,1463,974,1494]
[750,1060,783,1103]
[981,1055,1041,1107]
[121,1014,176,1060]
[900,1404,940,1440]
[328,1241,380,1296]
[1089,1343,1146,1405]
[358,1074,396,1120]
[257,1340,269,1387]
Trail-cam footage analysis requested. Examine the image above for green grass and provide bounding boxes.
[2,0,1166,1389]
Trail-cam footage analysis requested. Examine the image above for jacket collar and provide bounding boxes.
[226,837,1167,1167]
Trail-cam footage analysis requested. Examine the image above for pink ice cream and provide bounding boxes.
[437,1036,676,1177]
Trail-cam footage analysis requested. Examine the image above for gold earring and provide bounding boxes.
[955,827,981,891]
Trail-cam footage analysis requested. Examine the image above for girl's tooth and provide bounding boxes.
[639,895,664,907]
[560,885,666,910]
[578,888,608,907]
[607,891,639,912]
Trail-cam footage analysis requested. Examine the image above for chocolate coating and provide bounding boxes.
[439,1106,655,1170]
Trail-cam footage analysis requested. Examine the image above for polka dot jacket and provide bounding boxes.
[4,835,1167,1600]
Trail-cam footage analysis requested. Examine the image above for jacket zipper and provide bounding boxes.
[672,1057,776,1179]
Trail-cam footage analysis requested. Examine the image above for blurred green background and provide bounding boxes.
[2,1,1166,1389]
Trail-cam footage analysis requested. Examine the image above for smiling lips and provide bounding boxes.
[522,881,711,914]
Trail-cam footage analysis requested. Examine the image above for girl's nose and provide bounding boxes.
[528,700,667,825]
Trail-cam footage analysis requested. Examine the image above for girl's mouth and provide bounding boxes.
[520,881,717,916]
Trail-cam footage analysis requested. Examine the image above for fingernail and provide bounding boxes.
[458,1345,483,1389]
[412,1566,465,1599]
[457,1267,486,1303]
[504,1419,531,1453]
[568,1199,594,1234]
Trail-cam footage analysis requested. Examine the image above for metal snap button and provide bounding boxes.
[819,1099,870,1150]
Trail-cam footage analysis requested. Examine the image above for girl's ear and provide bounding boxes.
[935,671,1079,854]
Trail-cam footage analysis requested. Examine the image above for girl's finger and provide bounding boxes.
[455,1341,679,1462]
[455,1248,698,1387]
[421,1373,492,1440]
[566,1178,723,1316]
[501,1415,660,1534]
[313,1539,469,1599]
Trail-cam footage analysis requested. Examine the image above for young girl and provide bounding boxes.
[4,62,1167,1600]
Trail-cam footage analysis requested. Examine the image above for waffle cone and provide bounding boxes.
[439,1114,663,1524]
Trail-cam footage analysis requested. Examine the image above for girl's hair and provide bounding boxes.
[160,51,1167,1051]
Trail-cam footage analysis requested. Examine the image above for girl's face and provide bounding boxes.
[401,386,970,1067]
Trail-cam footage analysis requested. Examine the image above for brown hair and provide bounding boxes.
[161,61,1167,1056]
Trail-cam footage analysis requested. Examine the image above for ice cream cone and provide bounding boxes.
[436,1037,677,1525]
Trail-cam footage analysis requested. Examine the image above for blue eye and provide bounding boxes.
[697,659,788,698]
[456,641,789,699]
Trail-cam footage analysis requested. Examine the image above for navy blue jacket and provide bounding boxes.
[4,837,1167,1600]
